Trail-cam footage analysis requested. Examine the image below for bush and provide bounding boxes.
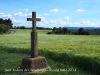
[0,24,10,34]
[0,24,4,34]
[80,31,90,35]
[0,18,13,34]
[74,32,78,35]
[77,28,90,35]
[47,32,52,34]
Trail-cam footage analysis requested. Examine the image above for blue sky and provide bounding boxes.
[0,0,100,28]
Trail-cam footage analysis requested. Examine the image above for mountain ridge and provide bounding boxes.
[64,27,100,30]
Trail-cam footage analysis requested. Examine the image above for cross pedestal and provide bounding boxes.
[20,12,49,73]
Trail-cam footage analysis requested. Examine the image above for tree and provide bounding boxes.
[3,25,10,33]
[82,31,90,35]
[51,27,71,34]
[20,26,26,29]
[52,27,56,33]
[0,18,3,24]
[0,18,13,28]
[63,27,68,34]
[0,24,4,34]
[0,18,13,34]
[58,27,63,34]
[74,32,78,35]
[77,28,90,35]
[78,28,84,35]
[6,18,13,28]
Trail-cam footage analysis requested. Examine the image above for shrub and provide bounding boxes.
[47,32,52,34]
[0,24,10,34]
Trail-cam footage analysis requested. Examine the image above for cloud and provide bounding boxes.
[14,12,32,17]
[48,20,67,27]
[64,20,100,27]
[12,12,100,28]
[14,12,23,16]
[61,10,67,12]
[59,21,67,25]
[44,13,49,16]
[12,17,100,27]
[81,20,100,27]
[12,15,70,28]
[50,9,59,13]
[36,16,68,27]
[36,16,50,27]
[0,12,13,18]
[64,16,70,21]
[24,13,31,17]
[12,19,26,24]
[50,9,67,13]
[76,9,85,12]
[24,8,28,12]
[12,19,31,26]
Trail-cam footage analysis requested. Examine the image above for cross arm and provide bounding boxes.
[27,18,41,21]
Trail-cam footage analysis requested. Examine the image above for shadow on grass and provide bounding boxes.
[0,46,30,54]
[0,46,100,75]
[40,49,100,75]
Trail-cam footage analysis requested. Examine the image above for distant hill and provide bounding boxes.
[64,27,100,31]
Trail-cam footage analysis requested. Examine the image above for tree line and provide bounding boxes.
[13,26,52,30]
[0,18,13,34]
[52,27,71,34]
[47,27,90,35]
[74,28,90,35]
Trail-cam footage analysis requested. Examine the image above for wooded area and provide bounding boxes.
[0,18,13,34]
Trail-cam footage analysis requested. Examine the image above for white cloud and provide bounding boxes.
[0,12,5,15]
[48,20,67,27]
[64,20,100,27]
[24,8,28,12]
[12,19,26,24]
[12,17,100,27]
[24,13,31,17]
[25,15,67,27]
[14,12,23,16]
[76,9,85,12]
[81,20,100,27]
[12,12,100,28]
[36,16,50,27]
[0,12,13,18]
[44,13,49,16]
[64,16,70,21]
[50,9,67,13]
[50,9,59,13]
[50,20,58,24]
[59,21,67,25]
[61,10,67,12]
[12,19,31,26]
[36,16,68,27]
[12,18,100,27]
[14,12,32,17]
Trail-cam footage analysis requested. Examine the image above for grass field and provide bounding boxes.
[0,29,100,75]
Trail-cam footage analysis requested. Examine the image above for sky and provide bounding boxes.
[0,0,100,28]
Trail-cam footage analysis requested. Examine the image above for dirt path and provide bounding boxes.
[9,30,15,34]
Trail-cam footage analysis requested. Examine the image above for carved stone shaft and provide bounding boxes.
[31,31,38,57]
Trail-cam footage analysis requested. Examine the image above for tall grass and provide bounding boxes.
[0,29,100,75]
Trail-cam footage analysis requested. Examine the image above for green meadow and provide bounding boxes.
[0,29,100,75]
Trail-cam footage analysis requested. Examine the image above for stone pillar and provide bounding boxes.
[31,31,38,57]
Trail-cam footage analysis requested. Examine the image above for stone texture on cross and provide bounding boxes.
[27,12,41,58]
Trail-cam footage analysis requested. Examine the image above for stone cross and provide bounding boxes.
[27,12,41,58]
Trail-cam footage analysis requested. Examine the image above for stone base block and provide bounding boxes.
[20,56,50,73]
